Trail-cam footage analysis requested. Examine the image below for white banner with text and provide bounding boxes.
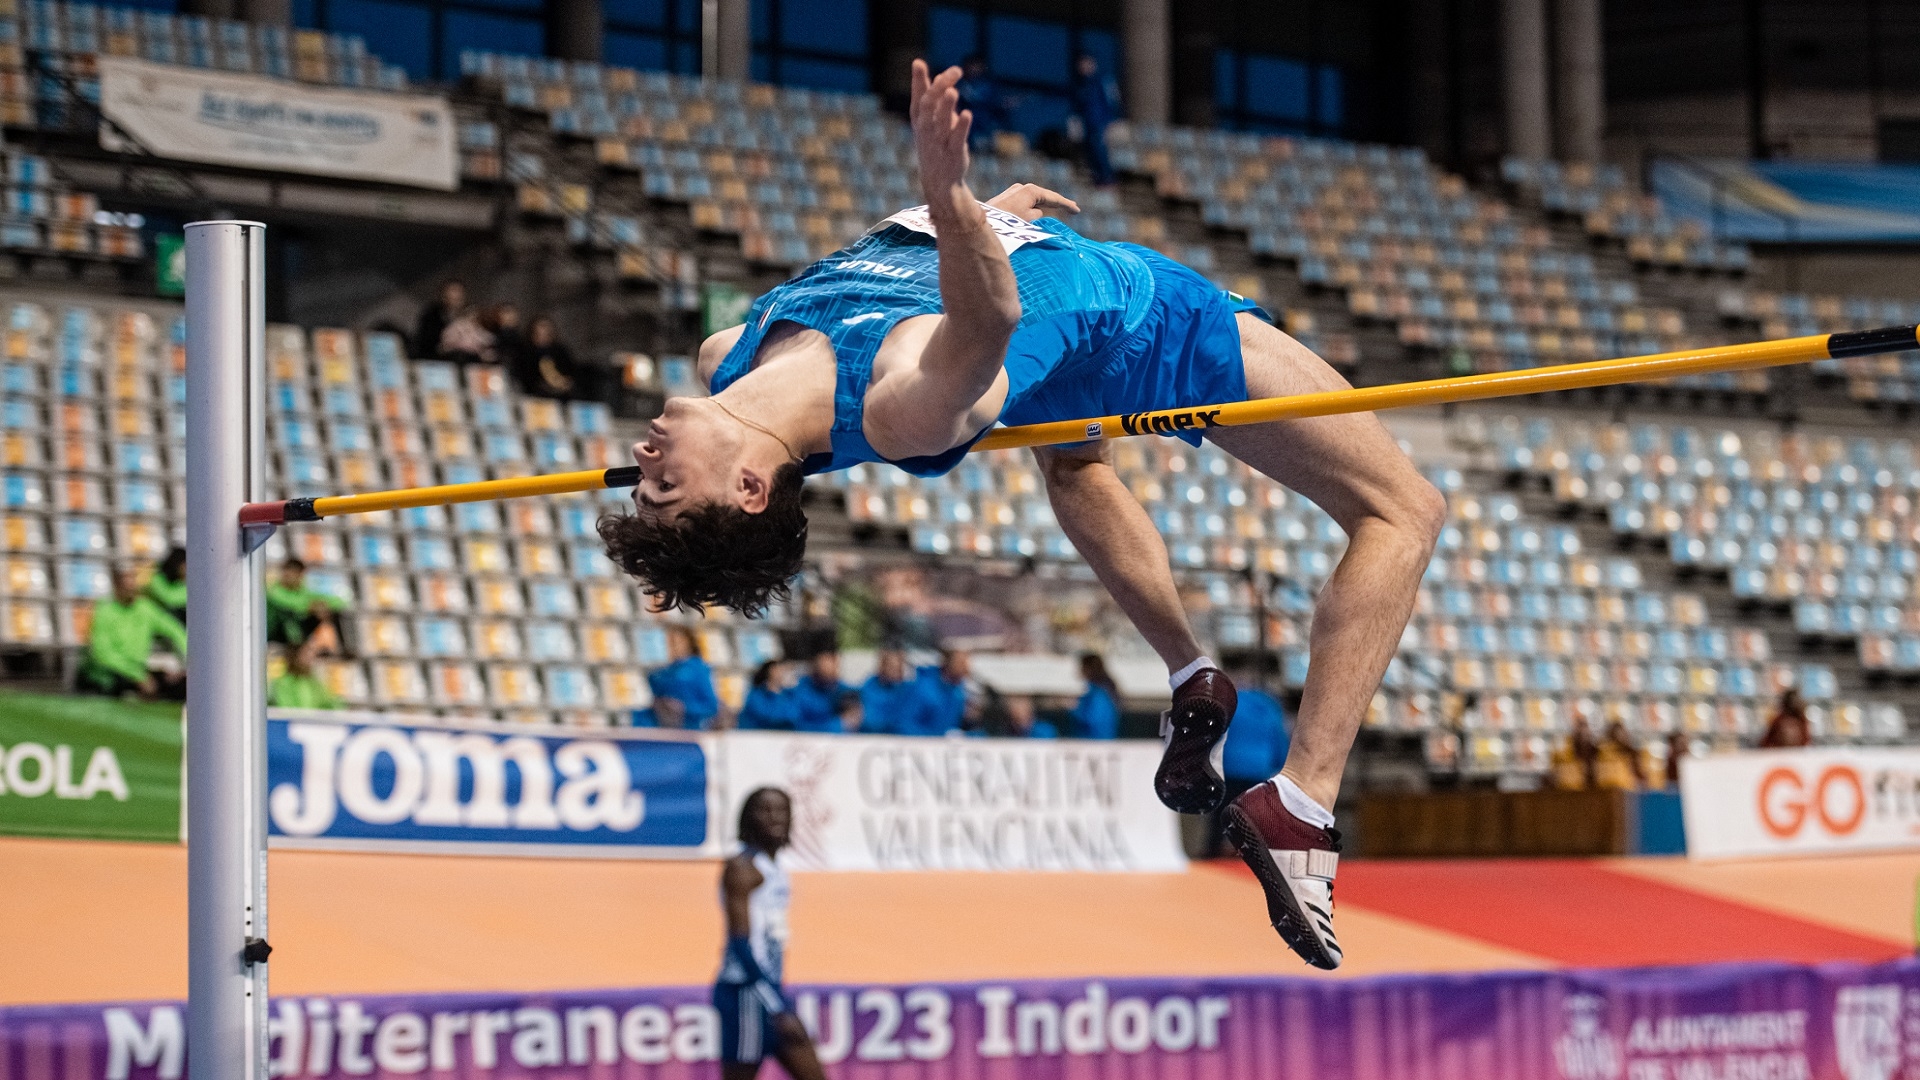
[720,731,1187,872]
[1680,745,1920,860]
[97,56,458,190]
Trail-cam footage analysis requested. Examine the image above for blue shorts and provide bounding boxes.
[714,980,788,1065]
[997,244,1271,449]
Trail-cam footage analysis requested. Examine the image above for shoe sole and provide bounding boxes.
[1223,804,1341,971]
[1154,695,1228,814]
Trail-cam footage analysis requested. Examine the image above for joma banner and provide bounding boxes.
[1681,746,1920,860]
[719,730,1186,871]
[11,960,1920,1079]
[267,711,717,857]
[96,56,458,190]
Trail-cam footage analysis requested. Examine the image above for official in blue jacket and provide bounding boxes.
[860,649,920,735]
[642,627,722,729]
[737,660,801,730]
[904,649,971,736]
[1071,653,1121,739]
[789,650,854,734]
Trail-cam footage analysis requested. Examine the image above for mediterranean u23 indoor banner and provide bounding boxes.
[95,55,458,190]
[266,711,718,857]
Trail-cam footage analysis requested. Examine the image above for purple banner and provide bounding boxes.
[8,960,1920,1079]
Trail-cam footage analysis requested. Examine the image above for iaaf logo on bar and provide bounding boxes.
[269,721,645,836]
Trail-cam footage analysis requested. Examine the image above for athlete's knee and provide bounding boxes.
[1032,444,1110,489]
[1385,471,1447,553]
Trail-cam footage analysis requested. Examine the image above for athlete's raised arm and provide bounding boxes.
[861,61,1024,459]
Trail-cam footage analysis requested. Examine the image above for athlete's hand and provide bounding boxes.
[987,183,1080,222]
[910,59,973,214]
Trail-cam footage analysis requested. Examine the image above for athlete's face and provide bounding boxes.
[630,397,753,520]
[748,791,792,850]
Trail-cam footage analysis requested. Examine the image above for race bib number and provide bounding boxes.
[878,202,1055,253]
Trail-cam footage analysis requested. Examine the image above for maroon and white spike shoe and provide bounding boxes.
[1154,667,1236,814]
[1223,779,1344,970]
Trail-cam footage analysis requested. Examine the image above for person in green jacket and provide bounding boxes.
[80,567,187,699]
[265,558,347,652]
[143,547,187,622]
[269,640,340,710]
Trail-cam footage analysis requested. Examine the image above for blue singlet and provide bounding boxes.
[709,206,1268,477]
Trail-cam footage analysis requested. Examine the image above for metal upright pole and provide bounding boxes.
[185,220,269,1080]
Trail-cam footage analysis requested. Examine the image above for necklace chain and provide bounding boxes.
[711,397,802,463]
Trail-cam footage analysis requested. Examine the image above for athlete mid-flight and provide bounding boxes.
[602,59,1445,968]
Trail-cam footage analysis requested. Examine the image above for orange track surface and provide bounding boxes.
[3,837,1913,1005]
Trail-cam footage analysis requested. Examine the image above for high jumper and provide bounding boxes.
[596,59,1446,969]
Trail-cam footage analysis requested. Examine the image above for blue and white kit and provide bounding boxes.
[713,844,792,1066]
[709,203,1273,477]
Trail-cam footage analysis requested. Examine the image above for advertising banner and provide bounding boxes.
[96,56,458,190]
[720,730,1186,871]
[10,960,1920,1079]
[0,691,180,843]
[1680,746,1920,860]
[267,711,718,858]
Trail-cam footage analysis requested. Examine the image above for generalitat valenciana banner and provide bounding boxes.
[96,55,458,190]
[720,731,1186,872]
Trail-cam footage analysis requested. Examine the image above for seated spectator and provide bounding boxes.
[1760,689,1811,748]
[269,640,340,710]
[510,316,585,400]
[80,567,186,700]
[1071,653,1120,739]
[1005,694,1057,739]
[1593,721,1643,790]
[643,627,723,729]
[957,55,1009,153]
[860,648,919,735]
[414,279,465,360]
[1664,731,1693,788]
[789,650,853,734]
[438,304,494,366]
[737,660,800,730]
[485,303,525,365]
[1551,709,1600,790]
[905,648,972,736]
[266,559,345,653]
[144,547,187,622]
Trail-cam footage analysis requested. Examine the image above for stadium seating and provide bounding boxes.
[1717,287,1920,405]
[1501,158,1751,273]
[0,294,785,725]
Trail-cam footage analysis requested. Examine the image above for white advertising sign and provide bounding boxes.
[97,56,458,190]
[721,731,1187,872]
[1680,745,1920,860]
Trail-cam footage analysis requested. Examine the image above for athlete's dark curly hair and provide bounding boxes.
[597,462,808,618]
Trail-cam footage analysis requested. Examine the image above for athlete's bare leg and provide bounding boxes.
[1204,313,1445,811]
[771,1014,828,1080]
[1034,441,1205,671]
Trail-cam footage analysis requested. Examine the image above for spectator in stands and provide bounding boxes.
[438,303,494,366]
[1208,669,1290,856]
[737,660,800,730]
[1664,731,1693,787]
[144,547,187,623]
[957,55,1009,153]
[1551,708,1600,790]
[80,567,187,700]
[789,650,855,733]
[265,559,345,654]
[860,648,919,735]
[510,315,584,400]
[905,648,972,736]
[1594,721,1643,790]
[414,280,466,360]
[1070,53,1121,186]
[485,302,525,365]
[269,640,340,711]
[645,627,724,729]
[1760,689,1812,749]
[1005,694,1057,739]
[1071,652,1120,739]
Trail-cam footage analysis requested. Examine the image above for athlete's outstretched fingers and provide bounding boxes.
[987,182,1081,221]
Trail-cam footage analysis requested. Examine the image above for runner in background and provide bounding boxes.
[715,787,829,1080]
